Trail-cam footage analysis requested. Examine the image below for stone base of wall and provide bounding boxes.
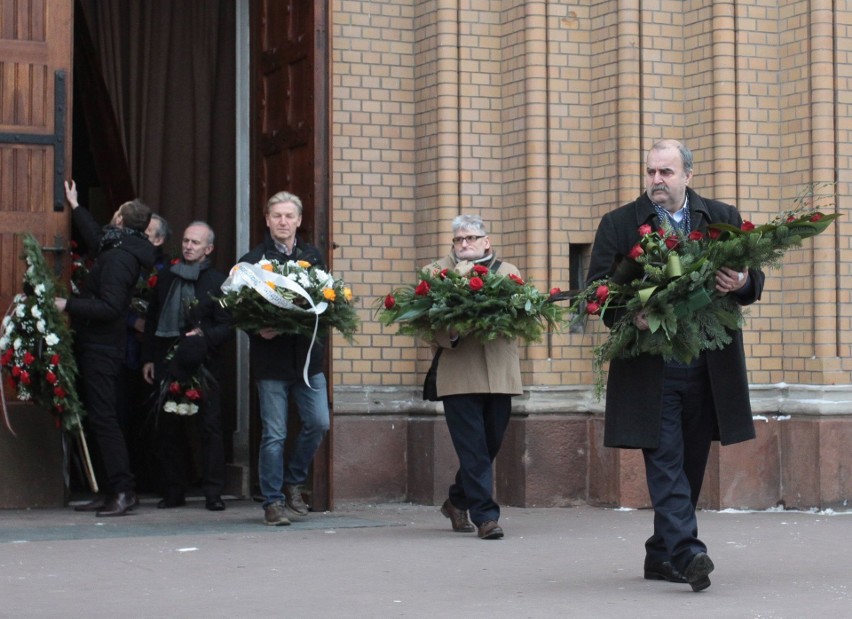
[332,386,852,511]
[0,405,65,508]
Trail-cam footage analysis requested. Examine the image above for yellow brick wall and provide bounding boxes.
[331,0,852,398]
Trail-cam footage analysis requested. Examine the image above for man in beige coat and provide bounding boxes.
[425,214,523,540]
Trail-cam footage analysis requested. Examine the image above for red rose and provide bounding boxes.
[586,301,601,315]
[439,268,449,279]
[549,287,562,296]
[54,403,64,413]
[708,228,722,240]
[509,274,524,285]
[664,236,680,250]
[171,258,180,265]
[0,349,13,365]
[809,213,823,222]
[469,277,484,291]
[638,224,653,236]
[71,262,81,272]
[11,366,21,377]
[472,265,489,275]
[741,221,755,231]
[627,244,644,259]
[657,228,666,237]
[786,216,796,223]
[20,370,31,385]
[70,240,78,249]
[688,231,704,241]
[147,274,158,288]
[46,371,58,385]
[414,280,431,296]
[185,389,202,401]
[168,381,182,395]
[383,294,396,310]
[22,351,35,366]
[595,285,609,302]
[53,386,66,398]
[51,354,61,365]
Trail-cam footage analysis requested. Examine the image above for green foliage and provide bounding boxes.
[571,194,839,397]
[377,266,566,344]
[0,234,85,432]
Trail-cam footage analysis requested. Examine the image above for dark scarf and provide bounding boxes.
[155,260,209,337]
[97,225,147,254]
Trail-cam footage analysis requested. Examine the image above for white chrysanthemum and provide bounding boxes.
[13,338,22,350]
[45,333,60,346]
[286,272,298,282]
[0,336,8,350]
[30,305,42,319]
[177,403,190,415]
[15,305,25,318]
[298,273,311,288]
[13,293,25,303]
[188,404,199,415]
[18,390,31,401]
[36,320,46,334]
[34,283,46,297]
[164,401,178,413]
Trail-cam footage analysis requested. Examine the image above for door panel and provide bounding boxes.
[0,0,72,311]
[251,0,332,510]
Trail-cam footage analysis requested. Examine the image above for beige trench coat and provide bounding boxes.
[423,255,523,398]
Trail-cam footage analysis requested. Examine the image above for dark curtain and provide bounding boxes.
[77,0,236,269]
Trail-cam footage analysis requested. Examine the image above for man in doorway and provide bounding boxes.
[586,139,764,591]
[57,180,156,517]
[142,221,232,511]
[240,191,330,526]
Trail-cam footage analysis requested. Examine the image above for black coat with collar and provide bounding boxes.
[66,206,156,350]
[586,187,765,449]
[141,261,234,376]
[238,233,326,381]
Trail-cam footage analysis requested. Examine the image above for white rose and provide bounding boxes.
[15,305,25,318]
[30,305,42,319]
[188,404,199,415]
[34,283,46,297]
[45,333,59,346]
[13,338,22,350]
[177,403,190,415]
[164,401,178,413]
[0,336,8,350]
[36,320,46,334]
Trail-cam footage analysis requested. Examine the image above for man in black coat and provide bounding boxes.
[239,191,330,526]
[57,180,156,517]
[586,140,765,591]
[141,222,233,511]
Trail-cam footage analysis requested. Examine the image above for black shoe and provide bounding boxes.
[644,560,688,583]
[205,496,226,511]
[73,496,107,512]
[96,492,139,517]
[157,495,187,509]
[684,552,715,592]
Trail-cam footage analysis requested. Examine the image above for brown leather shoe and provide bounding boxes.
[96,492,139,517]
[440,499,474,533]
[477,520,504,540]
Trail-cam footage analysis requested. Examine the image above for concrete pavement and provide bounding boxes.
[1,498,850,618]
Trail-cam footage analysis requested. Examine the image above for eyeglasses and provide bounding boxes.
[452,235,485,245]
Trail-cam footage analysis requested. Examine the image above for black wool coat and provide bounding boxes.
[238,233,326,382]
[586,188,765,449]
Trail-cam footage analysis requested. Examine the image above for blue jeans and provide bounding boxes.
[256,374,330,507]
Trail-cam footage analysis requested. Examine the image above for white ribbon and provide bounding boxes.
[221,262,328,388]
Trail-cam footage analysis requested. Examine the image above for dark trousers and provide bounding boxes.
[442,393,512,525]
[78,345,134,494]
[642,363,717,572]
[157,384,225,499]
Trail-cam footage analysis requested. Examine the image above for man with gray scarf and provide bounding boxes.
[142,222,233,511]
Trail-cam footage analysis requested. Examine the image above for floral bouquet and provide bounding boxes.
[130,264,162,316]
[0,234,86,433]
[218,259,359,342]
[570,187,839,396]
[69,240,91,296]
[153,340,210,417]
[377,265,566,344]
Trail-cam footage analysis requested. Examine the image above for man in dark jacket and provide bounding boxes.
[142,222,233,511]
[586,140,765,591]
[57,180,156,517]
[239,191,330,526]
